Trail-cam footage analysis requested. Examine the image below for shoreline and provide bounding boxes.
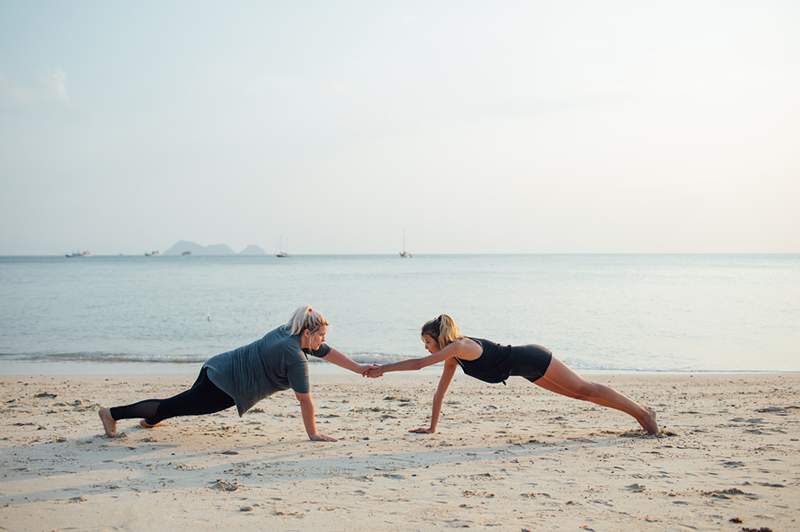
[1,359,797,376]
[1,372,798,530]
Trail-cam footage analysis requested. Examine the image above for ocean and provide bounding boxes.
[0,254,798,372]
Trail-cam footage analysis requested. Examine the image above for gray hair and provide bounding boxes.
[287,305,329,335]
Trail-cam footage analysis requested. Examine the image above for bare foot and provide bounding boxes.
[98,407,117,437]
[139,419,163,429]
[639,406,659,435]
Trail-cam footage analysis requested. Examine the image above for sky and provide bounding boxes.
[1,1,798,255]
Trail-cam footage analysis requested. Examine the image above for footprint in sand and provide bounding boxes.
[730,417,766,424]
[702,488,759,500]
[755,406,798,415]
[210,479,240,492]
[757,482,785,488]
[721,460,745,468]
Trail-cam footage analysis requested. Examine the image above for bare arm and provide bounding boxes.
[375,339,481,374]
[320,348,368,374]
[410,358,458,434]
[295,392,336,442]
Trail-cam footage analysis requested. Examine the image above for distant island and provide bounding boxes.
[239,245,266,255]
[163,241,265,256]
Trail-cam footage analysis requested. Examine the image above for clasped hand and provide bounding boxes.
[360,364,385,378]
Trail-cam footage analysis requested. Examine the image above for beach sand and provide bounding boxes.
[1,372,798,531]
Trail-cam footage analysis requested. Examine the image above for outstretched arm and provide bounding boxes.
[321,348,370,374]
[410,358,458,434]
[371,339,479,375]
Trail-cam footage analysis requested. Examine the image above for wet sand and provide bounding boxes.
[1,372,798,531]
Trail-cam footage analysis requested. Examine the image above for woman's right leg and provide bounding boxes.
[99,368,234,437]
[534,357,659,435]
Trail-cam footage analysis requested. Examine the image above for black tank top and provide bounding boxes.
[455,337,513,384]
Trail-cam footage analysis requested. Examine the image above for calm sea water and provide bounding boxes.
[0,254,798,372]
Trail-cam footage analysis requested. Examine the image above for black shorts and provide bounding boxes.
[508,344,553,382]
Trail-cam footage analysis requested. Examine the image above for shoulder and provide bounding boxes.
[450,337,482,356]
[264,324,290,340]
[262,328,304,359]
[259,325,291,347]
[284,347,307,366]
[305,343,331,358]
[454,336,480,347]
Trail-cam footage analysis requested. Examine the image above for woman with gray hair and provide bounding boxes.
[99,306,368,442]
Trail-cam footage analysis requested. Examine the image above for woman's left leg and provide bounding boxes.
[533,357,659,434]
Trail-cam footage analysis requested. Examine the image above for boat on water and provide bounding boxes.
[181,251,191,256]
[144,250,160,257]
[399,230,413,258]
[276,235,289,258]
[65,250,90,258]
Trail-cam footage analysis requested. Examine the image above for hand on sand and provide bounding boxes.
[641,406,659,435]
[409,427,435,434]
[365,365,385,378]
[309,433,337,442]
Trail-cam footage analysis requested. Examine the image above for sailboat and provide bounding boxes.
[399,230,413,258]
[276,236,289,258]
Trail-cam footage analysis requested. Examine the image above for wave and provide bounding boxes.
[0,352,208,364]
[0,350,758,372]
[0,351,411,365]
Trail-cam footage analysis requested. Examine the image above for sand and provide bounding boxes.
[1,371,798,531]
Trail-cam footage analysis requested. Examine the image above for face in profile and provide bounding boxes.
[421,334,439,354]
[305,325,327,350]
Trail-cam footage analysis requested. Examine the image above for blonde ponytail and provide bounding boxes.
[287,305,329,335]
[421,314,462,349]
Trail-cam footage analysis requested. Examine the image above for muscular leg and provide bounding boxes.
[535,374,637,410]
[533,357,659,434]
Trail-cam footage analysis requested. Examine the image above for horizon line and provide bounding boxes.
[2,251,799,257]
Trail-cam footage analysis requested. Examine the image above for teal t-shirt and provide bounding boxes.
[203,325,331,416]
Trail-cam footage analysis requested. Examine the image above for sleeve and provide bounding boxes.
[302,343,331,358]
[286,358,310,394]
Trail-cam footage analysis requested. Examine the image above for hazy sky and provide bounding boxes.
[1,1,798,254]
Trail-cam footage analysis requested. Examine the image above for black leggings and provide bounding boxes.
[110,367,235,425]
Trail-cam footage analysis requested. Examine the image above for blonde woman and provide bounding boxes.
[367,315,659,435]
[99,306,369,441]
